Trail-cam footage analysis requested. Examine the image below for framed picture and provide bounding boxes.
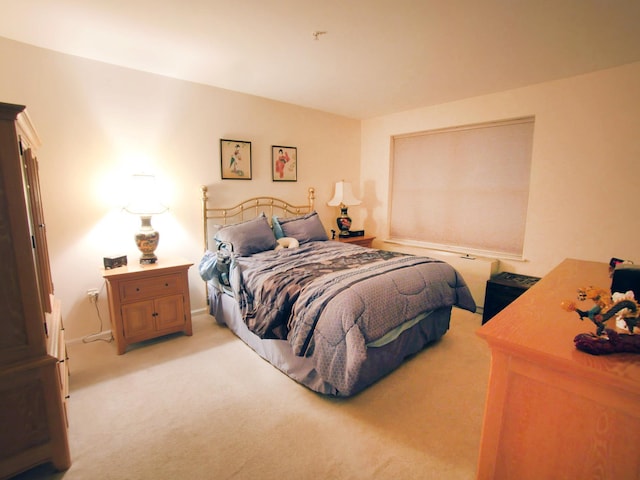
[271,145,297,182]
[220,139,252,180]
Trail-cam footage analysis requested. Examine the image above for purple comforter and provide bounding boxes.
[231,242,476,355]
[202,241,476,395]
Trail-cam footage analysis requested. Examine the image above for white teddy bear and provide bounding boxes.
[275,237,299,251]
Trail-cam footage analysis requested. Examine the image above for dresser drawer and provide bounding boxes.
[120,274,182,302]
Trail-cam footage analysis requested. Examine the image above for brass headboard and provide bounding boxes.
[200,185,315,252]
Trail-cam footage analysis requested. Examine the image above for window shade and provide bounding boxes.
[390,117,534,259]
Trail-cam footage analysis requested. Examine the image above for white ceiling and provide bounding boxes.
[2,0,640,119]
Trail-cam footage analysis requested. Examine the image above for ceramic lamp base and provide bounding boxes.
[135,215,159,264]
[336,206,352,237]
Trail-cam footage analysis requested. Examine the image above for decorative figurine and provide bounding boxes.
[561,287,639,355]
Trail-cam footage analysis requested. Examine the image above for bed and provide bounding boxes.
[199,186,476,397]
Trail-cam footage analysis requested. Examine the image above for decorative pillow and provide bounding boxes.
[277,211,328,244]
[275,237,300,251]
[214,214,277,256]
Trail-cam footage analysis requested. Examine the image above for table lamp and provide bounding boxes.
[124,174,168,264]
[327,180,361,237]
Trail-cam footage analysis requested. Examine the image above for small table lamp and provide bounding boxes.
[328,180,361,237]
[124,174,168,264]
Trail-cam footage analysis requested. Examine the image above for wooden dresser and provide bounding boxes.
[102,259,193,354]
[476,258,640,479]
[0,103,70,477]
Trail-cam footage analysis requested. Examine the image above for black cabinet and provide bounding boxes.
[482,272,540,324]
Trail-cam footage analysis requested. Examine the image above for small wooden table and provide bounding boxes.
[476,258,640,479]
[337,235,375,248]
[482,272,540,324]
[102,258,193,354]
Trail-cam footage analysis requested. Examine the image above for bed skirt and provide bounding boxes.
[209,289,452,397]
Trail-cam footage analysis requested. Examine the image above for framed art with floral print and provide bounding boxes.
[220,139,252,180]
[271,145,297,182]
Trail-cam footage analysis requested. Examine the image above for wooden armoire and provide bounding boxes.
[0,102,70,478]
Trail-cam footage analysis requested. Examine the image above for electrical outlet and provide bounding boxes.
[87,288,99,303]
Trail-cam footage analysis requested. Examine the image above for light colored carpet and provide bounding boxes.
[15,308,490,480]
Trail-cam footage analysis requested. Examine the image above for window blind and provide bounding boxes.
[390,117,534,259]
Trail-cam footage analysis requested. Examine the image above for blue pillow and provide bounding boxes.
[272,216,285,239]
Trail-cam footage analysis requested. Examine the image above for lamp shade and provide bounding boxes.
[327,181,361,207]
[124,174,168,215]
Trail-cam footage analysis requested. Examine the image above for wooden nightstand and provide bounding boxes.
[101,258,193,354]
[338,235,376,248]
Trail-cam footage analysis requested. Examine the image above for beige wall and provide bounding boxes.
[0,37,360,340]
[361,62,640,278]
[3,33,639,341]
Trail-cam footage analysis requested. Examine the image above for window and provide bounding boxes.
[390,117,534,259]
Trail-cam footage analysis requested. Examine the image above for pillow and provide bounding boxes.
[277,211,328,244]
[214,214,277,256]
[272,216,285,239]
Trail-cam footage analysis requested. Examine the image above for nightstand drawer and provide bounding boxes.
[120,274,182,302]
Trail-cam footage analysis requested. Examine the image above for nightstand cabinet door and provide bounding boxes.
[121,301,156,339]
[155,294,186,331]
